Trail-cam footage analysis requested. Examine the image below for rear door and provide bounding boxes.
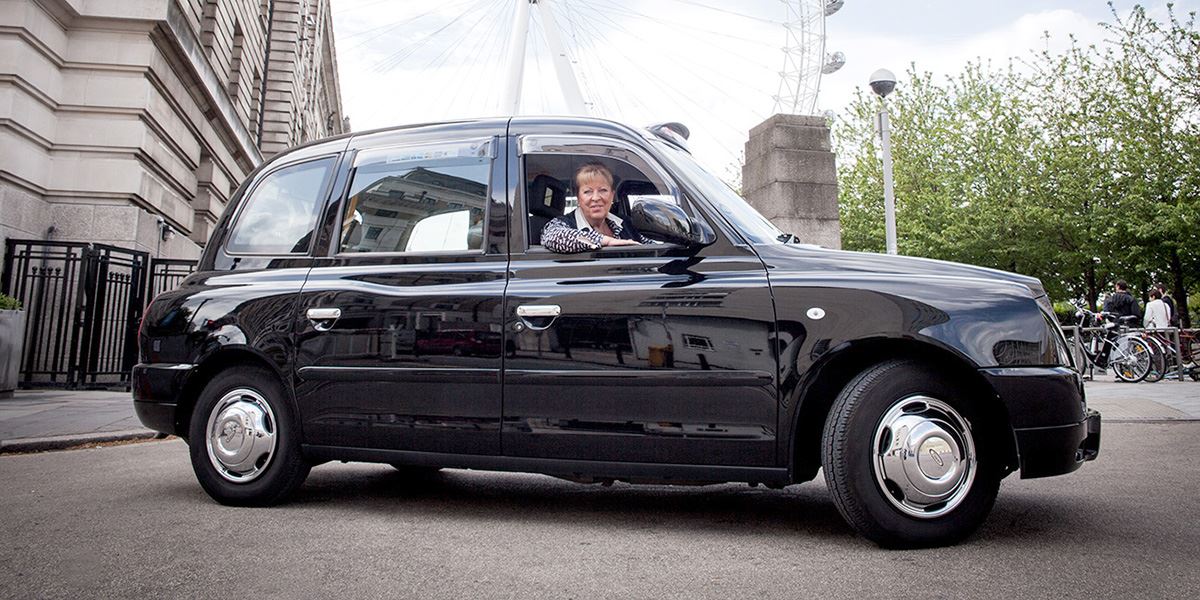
[293,130,509,455]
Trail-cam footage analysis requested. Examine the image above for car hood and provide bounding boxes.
[755,243,1047,299]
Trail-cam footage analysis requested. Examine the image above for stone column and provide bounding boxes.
[741,114,840,249]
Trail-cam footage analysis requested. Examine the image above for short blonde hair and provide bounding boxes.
[574,162,613,189]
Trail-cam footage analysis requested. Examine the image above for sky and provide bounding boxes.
[330,0,1196,180]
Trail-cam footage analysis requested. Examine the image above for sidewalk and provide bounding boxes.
[1,379,1198,453]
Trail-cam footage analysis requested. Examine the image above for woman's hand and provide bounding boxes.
[602,236,639,247]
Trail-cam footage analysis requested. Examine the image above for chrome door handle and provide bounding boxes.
[307,307,341,332]
[516,304,560,331]
[516,305,561,318]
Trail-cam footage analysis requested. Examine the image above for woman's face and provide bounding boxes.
[576,174,614,225]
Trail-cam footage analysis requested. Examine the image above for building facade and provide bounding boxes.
[0,0,348,268]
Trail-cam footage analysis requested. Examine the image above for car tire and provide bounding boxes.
[822,360,1001,548]
[188,366,310,506]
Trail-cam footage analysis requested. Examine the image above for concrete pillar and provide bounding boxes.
[741,114,840,249]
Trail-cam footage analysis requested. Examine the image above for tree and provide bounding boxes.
[834,4,1199,324]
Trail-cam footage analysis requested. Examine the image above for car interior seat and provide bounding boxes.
[615,180,660,217]
[527,174,567,246]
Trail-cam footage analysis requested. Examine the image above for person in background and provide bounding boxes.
[1156,283,1178,328]
[1144,289,1170,329]
[1102,280,1140,321]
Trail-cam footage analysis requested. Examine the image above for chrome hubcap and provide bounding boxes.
[873,395,976,519]
[205,388,277,483]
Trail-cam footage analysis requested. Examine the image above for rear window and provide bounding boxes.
[226,157,335,254]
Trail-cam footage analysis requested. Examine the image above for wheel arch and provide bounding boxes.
[787,337,1020,483]
[174,347,291,438]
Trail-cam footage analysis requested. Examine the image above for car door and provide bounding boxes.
[293,131,509,455]
[500,130,779,467]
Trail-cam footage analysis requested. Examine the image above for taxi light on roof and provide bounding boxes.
[647,122,691,152]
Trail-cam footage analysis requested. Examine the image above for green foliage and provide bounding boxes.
[0,293,21,311]
[833,4,1199,326]
[1052,300,1078,326]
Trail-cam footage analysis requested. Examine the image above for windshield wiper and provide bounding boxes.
[777,233,799,243]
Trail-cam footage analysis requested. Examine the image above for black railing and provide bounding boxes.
[2,240,197,390]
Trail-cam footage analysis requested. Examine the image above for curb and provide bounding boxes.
[0,429,162,454]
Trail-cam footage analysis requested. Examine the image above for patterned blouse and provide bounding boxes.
[540,210,656,253]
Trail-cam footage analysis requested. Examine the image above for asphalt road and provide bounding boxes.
[1,423,1197,599]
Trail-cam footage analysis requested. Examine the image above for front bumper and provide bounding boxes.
[1013,409,1101,478]
[981,366,1101,479]
[131,363,194,436]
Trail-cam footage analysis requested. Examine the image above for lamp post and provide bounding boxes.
[869,68,898,255]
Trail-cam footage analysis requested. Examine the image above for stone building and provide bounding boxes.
[0,0,348,268]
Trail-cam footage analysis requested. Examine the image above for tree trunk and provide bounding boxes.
[1170,248,1189,328]
[1086,261,1098,312]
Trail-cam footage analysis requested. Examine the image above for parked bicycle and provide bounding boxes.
[1136,327,1200,382]
[1069,305,1154,382]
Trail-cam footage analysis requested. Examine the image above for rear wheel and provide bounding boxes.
[1109,335,1152,382]
[188,367,310,506]
[822,360,1002,548]
[1141,336,1167,383]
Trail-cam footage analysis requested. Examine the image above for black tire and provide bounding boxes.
[1141,337,1167,383]
[822,360,1002,548]
[188,366,310,506]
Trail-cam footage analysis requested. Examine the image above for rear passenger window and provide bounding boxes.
[339,141,491,254]
[227,157,335,254]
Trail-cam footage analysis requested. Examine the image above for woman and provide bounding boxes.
[541,162,655,253]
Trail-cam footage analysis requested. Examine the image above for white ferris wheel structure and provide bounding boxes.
[337,0,846,170]
[497,0,846,116]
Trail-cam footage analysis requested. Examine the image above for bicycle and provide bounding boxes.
[1138,327,1200,382]
[1069,305,1154,382]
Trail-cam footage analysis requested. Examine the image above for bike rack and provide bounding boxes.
[1062,325,1193,382]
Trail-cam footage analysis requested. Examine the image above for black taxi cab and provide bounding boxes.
[133,117,1100,548]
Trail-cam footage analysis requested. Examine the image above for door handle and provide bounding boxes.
[516,304,560,331]
[307,307,341,332]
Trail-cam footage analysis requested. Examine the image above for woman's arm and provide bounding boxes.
[541,218,604,253]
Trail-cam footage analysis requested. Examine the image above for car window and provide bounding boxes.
[226,157,335,254]
[339,151,490,254]
[523,152,671,247]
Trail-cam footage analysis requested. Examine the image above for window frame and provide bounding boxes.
[223,155,339,257]
[332,137,497,258]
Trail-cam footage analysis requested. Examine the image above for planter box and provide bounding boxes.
[0,309,26,397]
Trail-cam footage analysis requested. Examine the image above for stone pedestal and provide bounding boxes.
[741,114,840,249]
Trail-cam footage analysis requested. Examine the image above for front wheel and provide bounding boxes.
[822,360,1001,548]
[188,367,311,506]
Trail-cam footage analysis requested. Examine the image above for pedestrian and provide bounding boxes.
[1156,283,1179,328]
[1102,280,1140,322]
[1144,289,1170,329]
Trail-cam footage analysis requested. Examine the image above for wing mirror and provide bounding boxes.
[629,198,716,247]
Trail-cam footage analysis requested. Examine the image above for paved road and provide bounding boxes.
[1,423,1197,599]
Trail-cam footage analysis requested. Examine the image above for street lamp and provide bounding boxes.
[870,68,898,255]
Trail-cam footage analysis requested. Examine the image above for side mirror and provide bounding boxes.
[629,198,716,247]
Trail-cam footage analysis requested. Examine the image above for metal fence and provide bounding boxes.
[2,239,197,390]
